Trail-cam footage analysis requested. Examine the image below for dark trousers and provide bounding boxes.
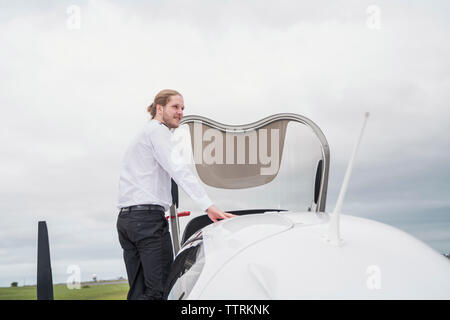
[116,209,174,300]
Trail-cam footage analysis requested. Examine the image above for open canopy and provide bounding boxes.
[174,113,330,213]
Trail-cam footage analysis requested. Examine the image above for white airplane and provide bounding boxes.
[163,112,450,300]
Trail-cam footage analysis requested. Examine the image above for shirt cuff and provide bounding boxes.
[197,196,213,213]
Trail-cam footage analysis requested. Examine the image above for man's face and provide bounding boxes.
[161,95,184,129]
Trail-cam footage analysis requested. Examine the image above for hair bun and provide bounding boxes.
[147,102,154,114]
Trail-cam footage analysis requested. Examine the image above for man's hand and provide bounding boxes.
[206,205,237,223]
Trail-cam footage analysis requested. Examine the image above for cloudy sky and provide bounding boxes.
[0,0,449,287]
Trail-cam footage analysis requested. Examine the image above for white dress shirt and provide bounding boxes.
[117,119,213,212]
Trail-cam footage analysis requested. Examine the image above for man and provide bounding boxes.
[117,89,235,300]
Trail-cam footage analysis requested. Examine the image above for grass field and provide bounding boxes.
[0,281,129,300]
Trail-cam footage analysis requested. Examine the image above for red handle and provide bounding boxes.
[178,211,191,217]
[166,211,191,220]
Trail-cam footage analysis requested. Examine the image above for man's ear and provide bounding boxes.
[156,104,164,114]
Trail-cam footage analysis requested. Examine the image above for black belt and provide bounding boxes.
[120,204,165,213]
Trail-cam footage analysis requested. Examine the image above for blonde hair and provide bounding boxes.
[147,89,182,118]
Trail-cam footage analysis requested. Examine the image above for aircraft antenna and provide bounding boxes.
[325,112,370,246]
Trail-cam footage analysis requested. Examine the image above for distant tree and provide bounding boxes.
[10,282,18,287]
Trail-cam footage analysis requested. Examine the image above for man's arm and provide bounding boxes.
[148,125,235,221]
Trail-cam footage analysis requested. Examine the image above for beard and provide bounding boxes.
[162,112,180,129]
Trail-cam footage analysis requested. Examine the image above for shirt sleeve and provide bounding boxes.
[148,123,213,212]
